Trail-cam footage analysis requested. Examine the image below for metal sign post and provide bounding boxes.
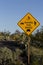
[27,37,31,65]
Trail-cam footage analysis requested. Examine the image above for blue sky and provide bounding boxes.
[0,0,43,33]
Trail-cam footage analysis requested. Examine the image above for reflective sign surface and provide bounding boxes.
[17,13,40,36]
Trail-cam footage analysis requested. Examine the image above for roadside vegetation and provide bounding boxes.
[0,26,43,65]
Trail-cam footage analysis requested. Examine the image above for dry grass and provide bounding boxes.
[31,46,43,55]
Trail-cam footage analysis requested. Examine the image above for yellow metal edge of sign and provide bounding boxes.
[17,12,40,36]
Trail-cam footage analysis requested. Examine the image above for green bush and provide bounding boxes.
[30,54,43,65]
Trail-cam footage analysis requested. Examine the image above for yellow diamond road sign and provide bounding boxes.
[17,13,40,36]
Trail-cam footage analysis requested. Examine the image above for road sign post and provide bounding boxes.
[17,12,40,65]
[27,37,31,65]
